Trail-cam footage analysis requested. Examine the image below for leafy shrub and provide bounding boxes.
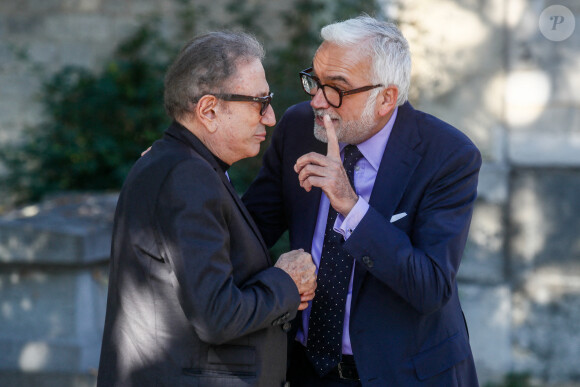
[0,19,176,203]
[0,0,378,205]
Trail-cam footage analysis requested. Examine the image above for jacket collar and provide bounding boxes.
[165,120,273,264]
[165,121,230,173]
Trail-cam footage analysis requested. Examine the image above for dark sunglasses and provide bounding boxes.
[213,92,274,115]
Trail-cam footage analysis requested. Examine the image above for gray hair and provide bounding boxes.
[164,31,265,120]
[321,16,411,106]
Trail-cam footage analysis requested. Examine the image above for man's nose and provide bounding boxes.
[261,104,276,127]
[310,88,330,109]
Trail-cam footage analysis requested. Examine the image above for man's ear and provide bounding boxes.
[377,85,399,117]
[196,95,219,133]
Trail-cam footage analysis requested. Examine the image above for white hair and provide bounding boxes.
[321,15,411,106]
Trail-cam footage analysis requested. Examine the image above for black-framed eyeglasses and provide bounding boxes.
[213,92,274,115]
[299,67,383,108]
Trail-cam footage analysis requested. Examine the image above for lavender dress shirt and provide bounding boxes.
[296,107,398,354]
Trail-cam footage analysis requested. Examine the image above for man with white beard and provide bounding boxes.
[243,15,481,386]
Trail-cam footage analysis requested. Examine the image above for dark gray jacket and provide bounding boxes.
[97,121,299,387]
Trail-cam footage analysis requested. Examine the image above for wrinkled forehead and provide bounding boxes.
[229,57,270,95]
[312,41,373,85]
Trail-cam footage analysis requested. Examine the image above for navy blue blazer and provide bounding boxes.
[243,101,481,386]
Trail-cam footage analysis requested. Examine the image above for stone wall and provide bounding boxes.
[389,0,580,385]
[1,0,579,386]
[0,0,290,151]
[0,194,116,387]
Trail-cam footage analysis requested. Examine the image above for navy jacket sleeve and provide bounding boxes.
[345,141,481,314]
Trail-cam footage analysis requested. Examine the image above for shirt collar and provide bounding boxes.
[169,120,231,173]
[212,154,230,173]
[340,106,398,171]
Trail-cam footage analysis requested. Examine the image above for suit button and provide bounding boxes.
[362,255,374,268]
[282,322,292,332]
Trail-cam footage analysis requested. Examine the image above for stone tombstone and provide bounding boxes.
[0,193,117,386]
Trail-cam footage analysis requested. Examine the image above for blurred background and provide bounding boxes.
[0,0,578,386]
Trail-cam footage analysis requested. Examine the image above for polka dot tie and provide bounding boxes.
[306,144,363,377]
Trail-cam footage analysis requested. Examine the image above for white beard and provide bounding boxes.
[313,96,378,145]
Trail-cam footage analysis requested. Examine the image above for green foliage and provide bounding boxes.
[332,0,379,21]
[0,16,186,203]
[0,0,380,207]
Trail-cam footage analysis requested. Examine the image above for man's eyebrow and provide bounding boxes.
[248,90,270,97]
[311,66,353,87]
[326,75,352,87]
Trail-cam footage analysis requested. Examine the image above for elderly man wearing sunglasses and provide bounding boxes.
[98,31,317,387]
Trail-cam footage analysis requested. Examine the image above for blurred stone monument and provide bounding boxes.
[0,193,116,387]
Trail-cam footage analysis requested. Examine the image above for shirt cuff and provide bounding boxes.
[334,196,369,240]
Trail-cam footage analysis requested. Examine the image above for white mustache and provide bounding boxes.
[313,109,341,121]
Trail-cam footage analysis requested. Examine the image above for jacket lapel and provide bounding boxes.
[294,139,326,253]
[351,103,423,301]
[221,173,273,265]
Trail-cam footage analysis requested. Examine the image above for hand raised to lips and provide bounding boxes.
[294,115,359,216]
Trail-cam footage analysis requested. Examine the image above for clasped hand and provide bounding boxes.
[275,249,317,310]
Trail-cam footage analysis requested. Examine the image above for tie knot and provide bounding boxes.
[342,145,362,189]
[343,145,363,167]
[343,144,362,164]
